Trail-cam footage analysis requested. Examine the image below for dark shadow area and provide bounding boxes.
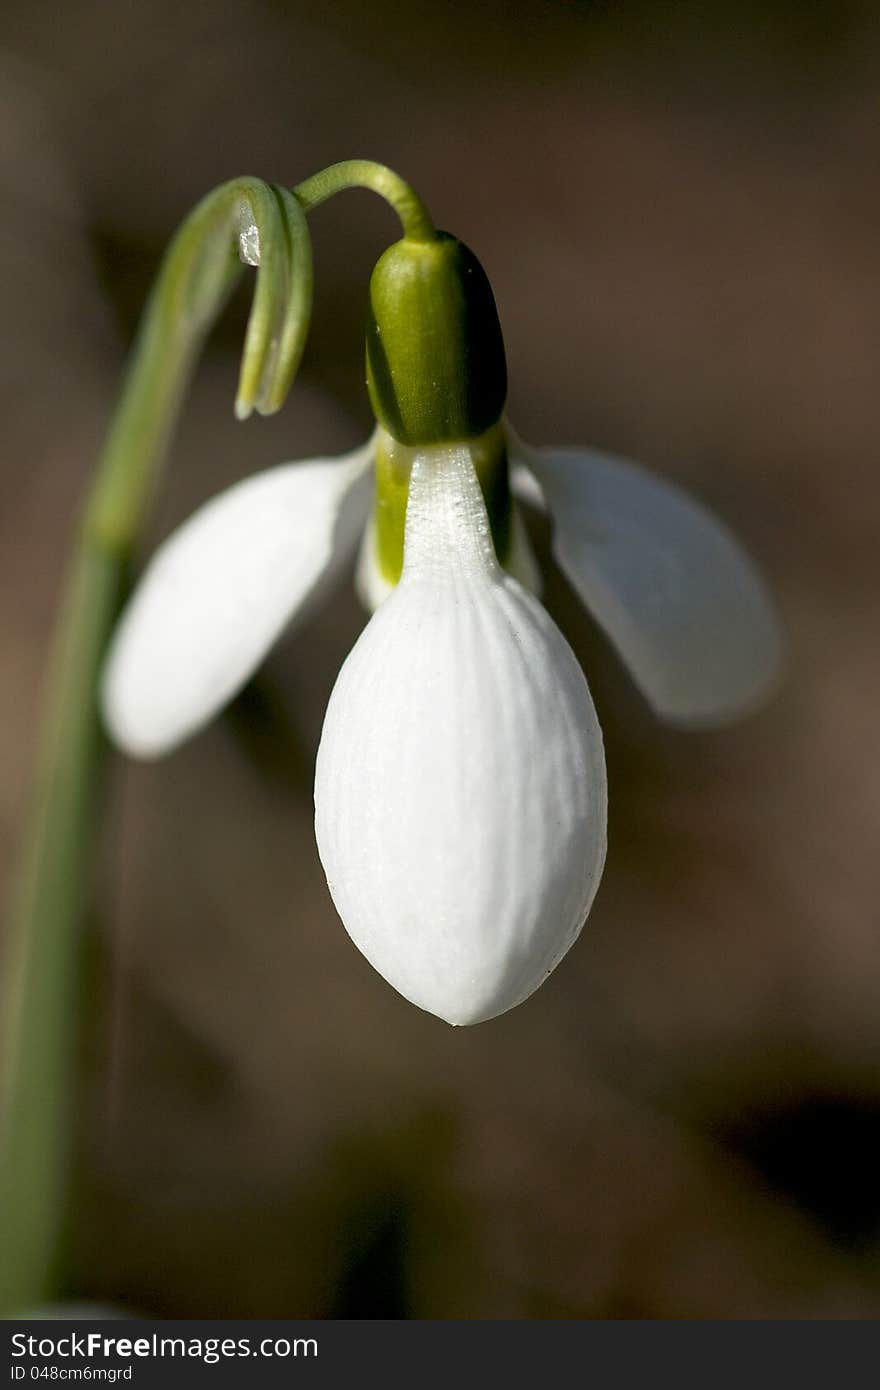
[724,1097,880,1249]
[330,1199,412,1319]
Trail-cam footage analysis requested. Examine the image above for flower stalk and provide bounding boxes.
[0,162,390,1309]
[292,159,436,243]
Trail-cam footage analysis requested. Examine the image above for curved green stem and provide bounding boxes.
[293,160,436,242]
[87,177,313,551]
[0,157,434,1313]
[0,175,313,1312]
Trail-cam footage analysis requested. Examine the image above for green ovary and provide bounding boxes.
[373,424,512,587]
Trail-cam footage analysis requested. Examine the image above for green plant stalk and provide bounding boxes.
[0,547,123,1311]
[0,160,430,1313]
[293,160,436,242]
[0,174,312,1312]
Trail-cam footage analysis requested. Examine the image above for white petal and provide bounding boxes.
[510,458,548,514]
[506,503,543,597]
[102,439,374,758]
[353,510,393,612]
[354,498,542,611]
[315,442,607,1026]
[511,434,783,726]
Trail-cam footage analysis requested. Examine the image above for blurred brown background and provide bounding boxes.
[3,0,880,1317]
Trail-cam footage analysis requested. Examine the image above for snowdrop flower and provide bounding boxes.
[102,189,781,1025]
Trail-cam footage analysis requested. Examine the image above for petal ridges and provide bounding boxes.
[315,443,606,1025]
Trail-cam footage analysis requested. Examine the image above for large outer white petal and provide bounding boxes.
[315,442,607,1026]
[511,433,782,726]
[102,440,374,758]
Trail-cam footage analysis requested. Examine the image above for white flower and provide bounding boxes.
[102,419,780,1024]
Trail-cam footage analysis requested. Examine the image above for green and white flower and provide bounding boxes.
[102,205,781,1026]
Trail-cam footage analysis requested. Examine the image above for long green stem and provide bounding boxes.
[0,549,122,1311]
[0,175,312,1312]
[0,158,434,1314]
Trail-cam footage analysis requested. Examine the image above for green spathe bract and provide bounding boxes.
[366,233,508,447]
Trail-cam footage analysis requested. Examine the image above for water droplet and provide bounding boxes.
[239,207,260,267]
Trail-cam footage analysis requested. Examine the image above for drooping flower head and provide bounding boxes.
[102,162,781,1025]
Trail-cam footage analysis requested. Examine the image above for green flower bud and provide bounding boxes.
[366,233,507,446]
